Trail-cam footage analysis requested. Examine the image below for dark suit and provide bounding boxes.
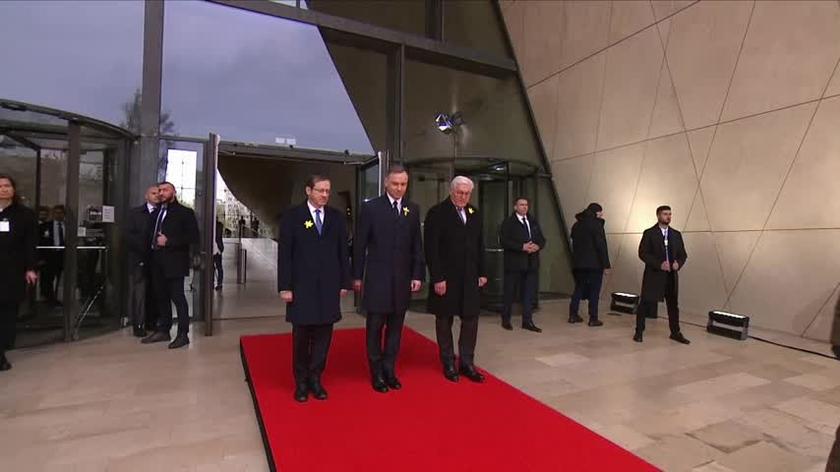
[569,211,611,319]
[499,212,546,325]
[0,203,37,353]
[213,221,224,287]
[278,202,352,385]
[424,198,486,368]
[150,201,199,335]
[637,224,687,334]
[353,195,424,378]
[38,220,65,303]
[125,203,159,329]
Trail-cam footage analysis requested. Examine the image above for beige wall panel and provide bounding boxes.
[685,195,711,232]
[712,231,760,294]
[597,27,664,150]
[827,65,840,97]
[558,1,611,70]
[679,232,728,316]
[626,134,697,232]
[521,0,564,86]
[700,102,815,231]
[526,74,560,159]
[686,125,716,177]
[767,96,840,230]
[727,229,840,335]
[721,1,840,121]
[650,0,696,22]
[501,0,526,66]
[803,286,839,342]
[655,17,673,48]
[551,156,595,231]
[608,0,656,44]
[600,233,625,295]
[553,54,606,160]
[648,61,686,139]
[603,233,645,297]
[586,142,646,234]
[666,1,752,130]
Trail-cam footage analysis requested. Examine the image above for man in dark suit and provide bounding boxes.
[213,219,224,291]
[827,297,840,471]
[38,205,66,306]
[125,185,160,337]
[569,203,611,326]
[141,182,199,349]
[424,176,487,383]
[499,196,546,332]
[635,205,689,344]
[278,175,352,402]
[353,166,425,393]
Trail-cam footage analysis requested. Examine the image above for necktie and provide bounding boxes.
[393,200,400,218]
[459,208,466,224]
[521,217,531,239]
[315,209,323,235]
[152,205,166,249]
[664,228,671,264]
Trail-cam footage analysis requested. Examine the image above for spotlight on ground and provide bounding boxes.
[610,292,639,314]
[707,310,750,340]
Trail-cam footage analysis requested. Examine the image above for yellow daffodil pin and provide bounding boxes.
[304,220,314,229]
[468,207,475,215]
[403,206,410,216]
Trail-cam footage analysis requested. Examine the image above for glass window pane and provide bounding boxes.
[0,0,144,125]
[162,1,372,153]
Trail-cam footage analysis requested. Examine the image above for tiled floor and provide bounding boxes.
[0,302,837,471]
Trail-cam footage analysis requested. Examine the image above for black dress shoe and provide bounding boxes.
[633,331,643,342]
[0,355,11,372]
[309,380,328,400]
[371,375,389,393]
[384,375,402,390]
[522,322,542,333]
[294,384,309,403]
[588,319,604,327]
[443,365,460,383]
[670,333,691,345]
[168,335,190,349]
[132,325,147,337]
[141,331,171,344]
[501,319,513,331]
[460,365,486,383]
[568,315,584,323]
[214,284,223,291]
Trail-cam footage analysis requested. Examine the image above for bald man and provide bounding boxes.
[125,185,161,337]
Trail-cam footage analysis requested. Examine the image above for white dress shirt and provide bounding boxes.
[519,214,532,239]
[387,194,402,214]
[307,201,325,224]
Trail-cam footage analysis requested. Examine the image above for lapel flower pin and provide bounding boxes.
[304,219,314,229]
[403,206,410,216]
[467,207,475,215]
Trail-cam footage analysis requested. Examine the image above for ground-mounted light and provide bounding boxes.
[707,310,750,340]
[610,292,639,314]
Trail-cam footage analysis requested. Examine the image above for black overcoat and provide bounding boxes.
[0,203,38,303]
[638,224,687,302]
[125,204,154,269]
[353,195,425,314]
[151,201,200,278]
[499,212,546,272]
[424,198,486,318]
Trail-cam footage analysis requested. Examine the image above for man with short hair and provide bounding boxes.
[141,182,199,349]
[38,205,66,306]
[424,176,488,383]
[499,196,546,332]
[125,185,160,337]
[569,203,610,326]
[353,166,425,393]
[635,205,689,344]
[278,175,352,402]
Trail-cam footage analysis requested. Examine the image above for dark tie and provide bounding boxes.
[151,205,166,249]
[521,217,531,239]
[315,209,323,235]
[58,222,64,246]
[393,200,400,218]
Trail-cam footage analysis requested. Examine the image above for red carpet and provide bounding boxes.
[240,328,658,472]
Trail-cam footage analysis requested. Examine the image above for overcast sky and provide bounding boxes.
[0,0,373,153]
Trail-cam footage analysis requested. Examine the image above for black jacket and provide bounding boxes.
[150,201,200,278]
[424,198,486,318]
[125,204,155,268]
[353,195,425,314]
[278,202,352,325]
[639,224,687,302]
[215,221,224,254]
[500,212,546,272]
[570,210,610,270]
[0,203,38,303]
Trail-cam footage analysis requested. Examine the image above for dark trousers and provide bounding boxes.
[827,424,840,472]
[502,269,538,324]
[569,268,604,319]
[40,252,63,302]
[213,254,223,286]
[0,302,19,354]
[151,261,190,335]
[366,311,406,377]
[435,315,478,368]
[292,323,334,385]
[636,273,681,335]
[129,263,148,327]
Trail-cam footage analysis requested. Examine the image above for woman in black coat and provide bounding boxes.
[0,174,39,371]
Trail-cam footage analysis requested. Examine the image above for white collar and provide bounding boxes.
[146,202,156,213]
[307,201,324,214]
[386,194,401,208]
[517,213,528,221]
